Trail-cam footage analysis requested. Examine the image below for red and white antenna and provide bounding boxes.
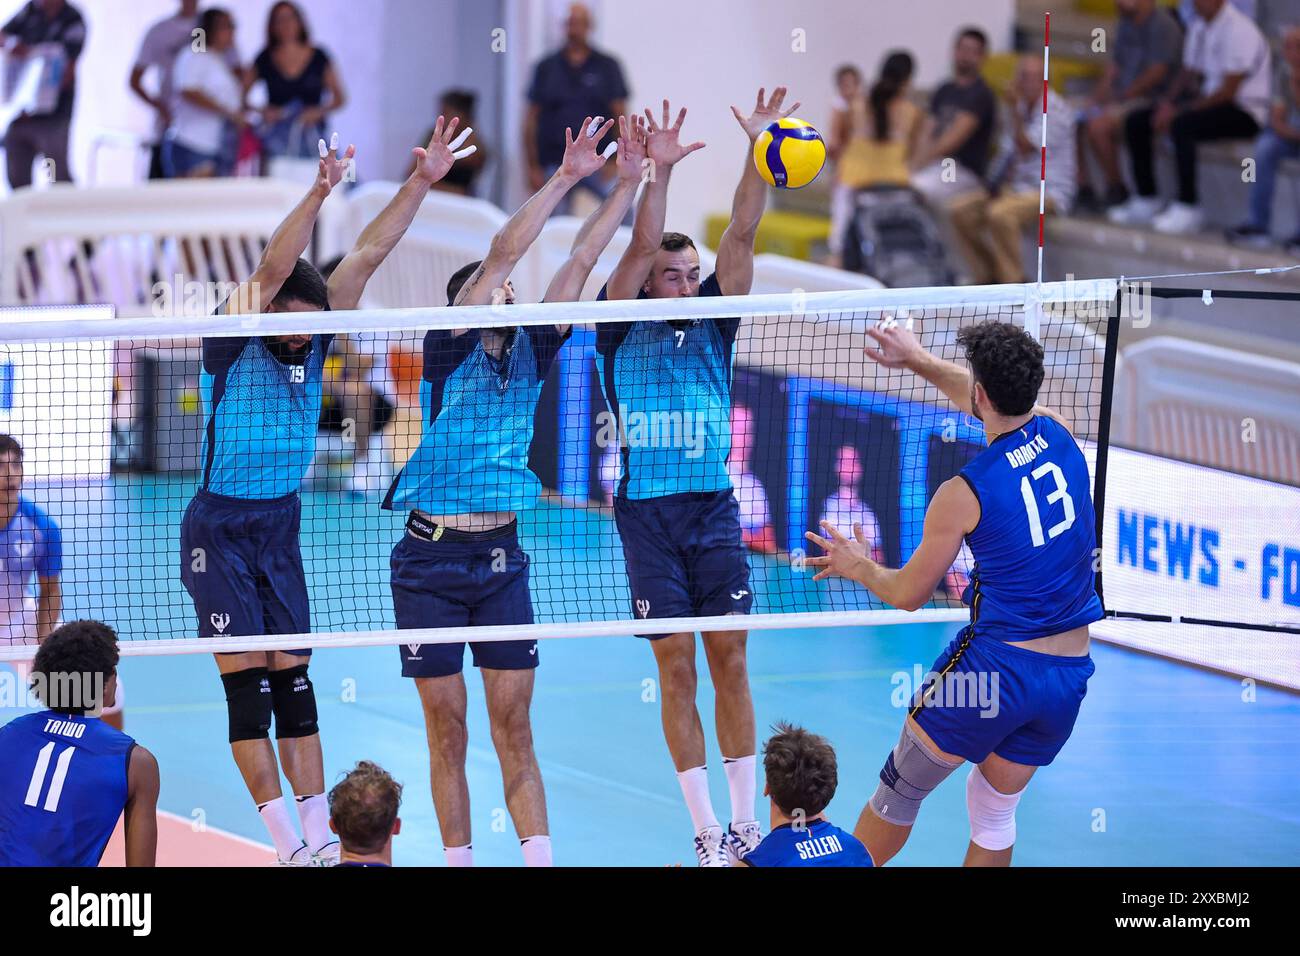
[1031,11,1051,337]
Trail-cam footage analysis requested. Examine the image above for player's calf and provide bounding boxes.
[861,718,962,864]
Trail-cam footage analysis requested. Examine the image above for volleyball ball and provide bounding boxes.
[752,118,827,189]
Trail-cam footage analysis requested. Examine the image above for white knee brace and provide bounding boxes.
[966,764,1024,851]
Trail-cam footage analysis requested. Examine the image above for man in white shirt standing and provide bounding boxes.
[1110,0,1271,234]
[163,7,245,178]
[129,0,206,179]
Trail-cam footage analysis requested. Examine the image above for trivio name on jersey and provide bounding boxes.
[1004,432,1050,469]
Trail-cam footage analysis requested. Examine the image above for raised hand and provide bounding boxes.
[863,313,921,370]
[412,114,478,185]
[644,100,706,171]
[803,521,871,582]
[615,113,648,183]
[730,86,802,142]
[315,131,357,194]
[558,115,617,181]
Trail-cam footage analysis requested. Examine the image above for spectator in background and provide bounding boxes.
[1075,0,1183,212]
[249,1,346,164]
[317,256,396,498]
[817,444,883,565]
[328,761,402,867]
[949,54,1076,284]
[1109,0,1271,235]
[826,64,864,266]
[523,2,627,213]
[911,28,996,204]
[410,90,487,195]
[163,7,244,178]
[728,403,776,554]
[1226,25,1300,251]
[828,54,923,266]
[130,1,204,180]
[0,0,85,189]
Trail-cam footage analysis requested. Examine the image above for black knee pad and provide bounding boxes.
[221,667,273,743]
[269,664,319,739]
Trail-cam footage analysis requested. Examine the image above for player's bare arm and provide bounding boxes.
[328,116,477,311]
[805,477,975,611]
[124,745,160,867]
[603,100,705,300]
[35,575,60,641]
[544,114,648,310]
[455,116,616,307]
[865,319,1072,434]
[225,135,356,315]
[717,87,801,296]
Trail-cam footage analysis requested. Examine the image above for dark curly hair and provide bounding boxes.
[763,721,839,818]
[957,320,1044,417]
[31,620,120,715]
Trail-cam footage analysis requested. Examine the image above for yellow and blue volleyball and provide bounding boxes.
[752,118,827,189]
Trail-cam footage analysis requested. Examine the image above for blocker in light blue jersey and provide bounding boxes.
[595,273,738,501]
[384,325,567,678]
[957,414,1104,643]
[0,711,134,866]
[1,496,61,639]
[911,414,1103,767]
[180,334,329,652]
[595,273,753,632]
[198,334,332,500]
[744,819,874,867]
[383,326,568,515]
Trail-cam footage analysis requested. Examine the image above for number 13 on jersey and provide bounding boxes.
[1019,461,1076,548]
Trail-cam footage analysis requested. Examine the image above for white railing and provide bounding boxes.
[1113,336,1300,484]
[0,179,309,317]
[0,178,885,317]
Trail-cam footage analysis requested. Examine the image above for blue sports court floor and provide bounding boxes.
[4,477,1299,865]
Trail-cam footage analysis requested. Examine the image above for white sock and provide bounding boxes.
[676,766,720,834]
[722,754,757,825]
[257,796,305,861]
[294,793,333,854]
[520,835,553,867]
[444,844,474,867]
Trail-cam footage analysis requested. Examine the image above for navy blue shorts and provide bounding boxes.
[613,490,753,639]
[911,628,1095,767]
[179,489,311,656]
[390,520,538,678]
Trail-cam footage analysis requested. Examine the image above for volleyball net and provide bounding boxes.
[0,279,1122,658]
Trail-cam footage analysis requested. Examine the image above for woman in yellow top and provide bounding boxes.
[828,52,924,265]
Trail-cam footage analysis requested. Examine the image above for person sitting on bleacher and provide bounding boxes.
[1226,25,1300,252]
[910,28,997,206]
[1109,0,1272,235]
[948,55,1076,284]
[1076,0,1184,212]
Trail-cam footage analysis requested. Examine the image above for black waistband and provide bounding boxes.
[405,511,518,544]
[195,488,299,510]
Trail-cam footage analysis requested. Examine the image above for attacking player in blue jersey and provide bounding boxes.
[383,113,645,868]
[806,318,1103,866]
[179,121,477,866]
[0,434,124,729]
[597,89,800,866]
[739,722,873,868]
[0,620,158,866]
[1,435,61,647]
